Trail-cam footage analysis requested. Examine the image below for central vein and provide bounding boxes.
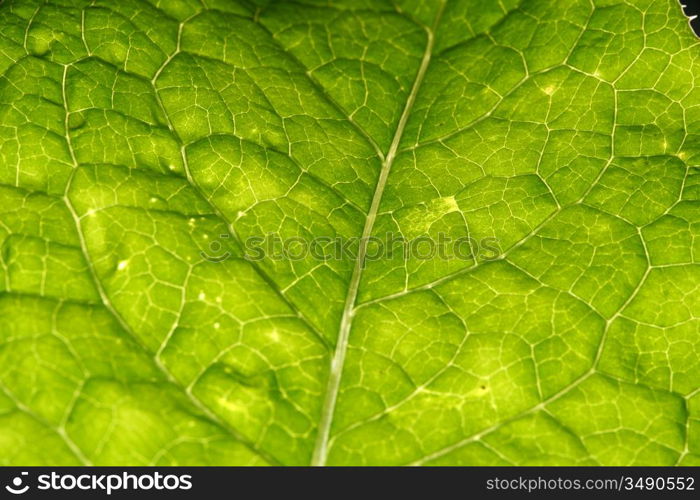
[310,4,445,466]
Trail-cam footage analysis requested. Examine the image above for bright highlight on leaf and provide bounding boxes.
[0,0,699,466]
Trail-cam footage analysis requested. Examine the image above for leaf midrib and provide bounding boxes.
[310,2,447,466]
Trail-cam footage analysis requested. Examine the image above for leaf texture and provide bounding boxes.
[0,0,699,466]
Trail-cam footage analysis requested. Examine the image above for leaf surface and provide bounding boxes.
[0,0,699,466]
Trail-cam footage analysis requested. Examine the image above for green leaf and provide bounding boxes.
[0,0,698,466]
